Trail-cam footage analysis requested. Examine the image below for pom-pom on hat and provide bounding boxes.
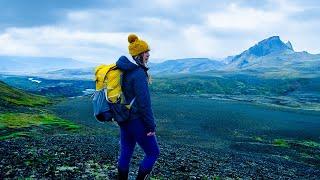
[128,34,150,56]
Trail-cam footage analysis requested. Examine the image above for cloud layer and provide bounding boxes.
[0,0,319,63]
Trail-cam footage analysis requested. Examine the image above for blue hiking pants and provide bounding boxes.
[118,118,160,173]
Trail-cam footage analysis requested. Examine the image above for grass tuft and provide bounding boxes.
[273,139,289,148]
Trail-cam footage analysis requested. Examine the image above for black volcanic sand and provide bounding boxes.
[1,135,319,179]
[1,95,320,179]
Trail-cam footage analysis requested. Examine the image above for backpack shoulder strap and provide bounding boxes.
[119,71,136,109]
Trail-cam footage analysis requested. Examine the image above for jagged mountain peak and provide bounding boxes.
[247,36,293,57]
[227,36,297,69]
[286,41,294,51]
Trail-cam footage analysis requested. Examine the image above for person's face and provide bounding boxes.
[142,51,150,64]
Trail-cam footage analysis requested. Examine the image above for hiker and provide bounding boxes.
[116,34,160,180]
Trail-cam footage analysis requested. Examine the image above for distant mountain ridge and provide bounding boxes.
[149,58,224,75]
[36,58,224,79]
[150,36,319,78]
[1,36,319,79]
[0,56,96,74]
[38,67,95,80]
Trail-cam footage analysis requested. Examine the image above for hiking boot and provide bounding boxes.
[117,168,129,180]
[136,169,151,180]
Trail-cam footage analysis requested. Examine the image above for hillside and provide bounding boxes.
[0,81,49,110]
[149,74,320,111]
[0,81,81,140]
[150,74,320,96]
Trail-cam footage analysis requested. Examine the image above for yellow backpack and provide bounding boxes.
[93,64,135,123]
[95,64,123,103]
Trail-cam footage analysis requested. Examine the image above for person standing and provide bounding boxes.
[115,34,160,180]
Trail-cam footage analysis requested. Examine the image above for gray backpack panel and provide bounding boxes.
[92,89,109,116]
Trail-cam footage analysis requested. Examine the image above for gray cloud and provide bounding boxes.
[0,0,122,29]
[0,0,319,63]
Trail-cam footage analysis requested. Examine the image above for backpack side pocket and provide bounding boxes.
[92,89,113,122]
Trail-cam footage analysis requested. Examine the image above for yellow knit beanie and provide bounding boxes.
[128,34,150,56]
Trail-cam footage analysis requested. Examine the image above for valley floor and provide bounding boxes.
[1,134,319,179]
[1,95,320,179]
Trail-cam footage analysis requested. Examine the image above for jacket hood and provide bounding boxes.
[116,56,138,71]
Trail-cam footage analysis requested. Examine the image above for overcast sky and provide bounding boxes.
[0,0,319,63]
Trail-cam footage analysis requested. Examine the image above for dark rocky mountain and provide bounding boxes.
[224,36,320,78]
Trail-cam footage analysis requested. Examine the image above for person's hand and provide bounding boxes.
[147,132,155,136]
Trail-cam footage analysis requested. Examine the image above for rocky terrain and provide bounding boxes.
[1,133,320,179]
[1,82,320,179]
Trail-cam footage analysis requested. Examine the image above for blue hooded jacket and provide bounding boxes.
[116,56,156,133]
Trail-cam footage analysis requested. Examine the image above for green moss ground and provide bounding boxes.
[0,113,81,140]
